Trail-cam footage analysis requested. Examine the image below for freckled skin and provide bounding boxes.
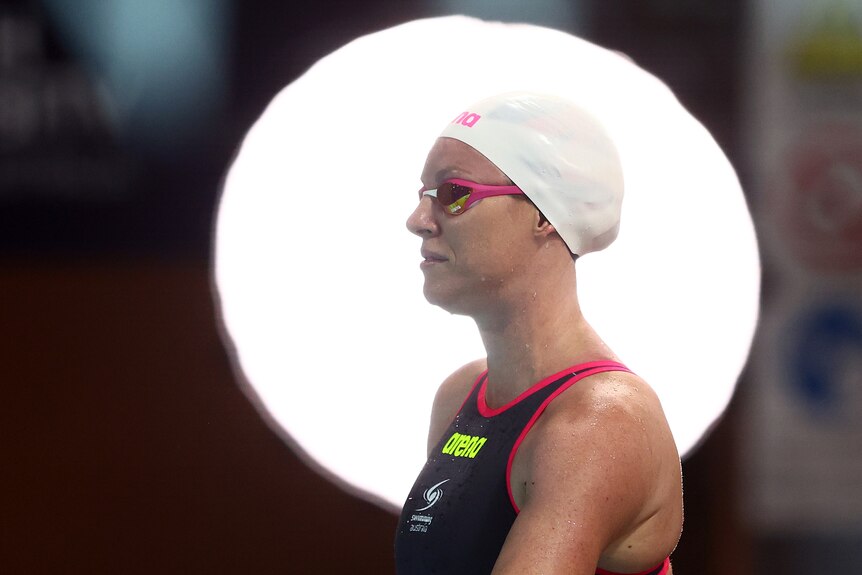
[409,138,682,575]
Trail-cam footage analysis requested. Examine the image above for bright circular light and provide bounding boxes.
[213,16,760,511]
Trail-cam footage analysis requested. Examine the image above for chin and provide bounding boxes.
[422,282,477,317]
[423,283,453,309]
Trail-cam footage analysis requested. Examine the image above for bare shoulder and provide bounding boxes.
[542,370,680,523]
[528,369,678,490]
[426,358,487,456]
[547,369,673,440]
[501,370,682,573]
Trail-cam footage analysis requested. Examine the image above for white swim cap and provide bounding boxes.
[439,91,624,257]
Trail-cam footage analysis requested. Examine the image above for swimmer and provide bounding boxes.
[394,92,683,575]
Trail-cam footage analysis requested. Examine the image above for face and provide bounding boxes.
[406,137,540,314]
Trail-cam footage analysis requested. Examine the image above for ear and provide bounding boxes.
[534,210,557,239]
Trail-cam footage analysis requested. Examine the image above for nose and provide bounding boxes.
[406,195,440,237]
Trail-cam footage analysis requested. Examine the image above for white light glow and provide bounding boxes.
[213,16,760,511]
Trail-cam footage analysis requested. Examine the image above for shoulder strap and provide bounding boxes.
[505,361,632,512]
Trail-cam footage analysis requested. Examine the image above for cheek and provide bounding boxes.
[457,224,530,275]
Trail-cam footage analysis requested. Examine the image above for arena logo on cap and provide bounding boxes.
[451,111,481,127]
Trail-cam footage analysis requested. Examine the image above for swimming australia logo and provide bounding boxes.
[408,479,449,532]
[416,478,449,511]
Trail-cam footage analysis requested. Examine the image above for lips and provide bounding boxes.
[420,248,448,263]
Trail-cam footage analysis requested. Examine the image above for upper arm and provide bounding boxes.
[492,373,679,574]
[426,358,487,456]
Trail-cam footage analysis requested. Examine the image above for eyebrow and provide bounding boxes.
[423,168,465,187]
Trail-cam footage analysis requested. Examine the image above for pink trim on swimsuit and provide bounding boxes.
[477,360,626,417]
[484,360,666,575]
[503,361,631,513]
[596,556,670,575]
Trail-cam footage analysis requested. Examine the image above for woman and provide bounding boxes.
[395,91,682,575]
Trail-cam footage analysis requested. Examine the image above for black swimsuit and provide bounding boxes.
[394,361,669,575]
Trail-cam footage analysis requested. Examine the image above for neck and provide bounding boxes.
[473,263,616,408]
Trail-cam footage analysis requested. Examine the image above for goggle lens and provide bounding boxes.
[418,179,524,216]
[438,183,471,214]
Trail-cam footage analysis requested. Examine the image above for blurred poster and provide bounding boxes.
[744,0,862,532]
[0,1,229,254]
[0,6,129,201]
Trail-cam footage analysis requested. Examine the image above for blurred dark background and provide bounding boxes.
[3,0,860,573]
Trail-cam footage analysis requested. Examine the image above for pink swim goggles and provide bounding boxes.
[419,178,524,215]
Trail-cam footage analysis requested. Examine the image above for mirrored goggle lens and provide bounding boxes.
[437,182,472,214]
